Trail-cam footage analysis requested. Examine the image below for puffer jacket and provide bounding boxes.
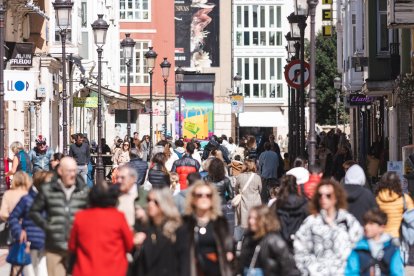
[28,147,54,172]
[128,158,148,186]
[239,232,300,276]
[275,194,308,251]
[294,209,363,276]
[29,175,89,252]
[9,187,45,249]
[148,165,170,189]
[171,155,200,190]
[376,190,414,238]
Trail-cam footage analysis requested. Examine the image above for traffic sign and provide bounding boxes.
[284,60,310,90]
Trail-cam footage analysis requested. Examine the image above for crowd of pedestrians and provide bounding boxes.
[0,132,413,276]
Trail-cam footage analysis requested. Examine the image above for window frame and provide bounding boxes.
[376,0,391,55]
[119,0,151,22]
[120,40,151,86]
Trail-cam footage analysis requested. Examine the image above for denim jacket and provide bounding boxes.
[28,147,54,172]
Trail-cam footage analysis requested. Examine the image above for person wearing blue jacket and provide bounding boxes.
[345,208,404,276]
[8,171,54,276]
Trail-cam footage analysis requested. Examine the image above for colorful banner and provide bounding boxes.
[174,0,220,68]
[176,82,214,140]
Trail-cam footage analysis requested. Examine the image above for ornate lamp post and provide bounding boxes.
[233,73,242,145]
[175,67,185,138]
[160,58,171,138]
[334,76,342,131]
[91,14,109,184]
[53,0,73,155]
[144,47,157,156]
[120,33,136,139]
[0,2,5,197]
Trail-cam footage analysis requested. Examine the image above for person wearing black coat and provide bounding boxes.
[147,153,170,189]
[343,164,378,225]
[127,149,148,186]
[238,205,300,276]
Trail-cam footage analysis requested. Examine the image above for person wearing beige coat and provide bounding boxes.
[234,160,262,231]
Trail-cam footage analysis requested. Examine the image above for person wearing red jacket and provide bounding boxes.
[171,142,200,190]
[68,183,133,276]
[301,164,323,199]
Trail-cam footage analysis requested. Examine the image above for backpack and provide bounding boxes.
[401,194,414,246]
[356,241,398,276]
[174,149,184,159]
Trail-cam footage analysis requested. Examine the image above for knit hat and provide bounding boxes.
[344,164,366,186]
[286,167,310,185]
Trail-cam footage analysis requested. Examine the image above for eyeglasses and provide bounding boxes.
[147,197,159,205]
[318,192,333,200]
[194,193,213,199]
[37,142,46,146]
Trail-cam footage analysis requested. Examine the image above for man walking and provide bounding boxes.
[28,135,54,173]
[127,148,148,187]
[69,133,90,183]
[258,142,279,203]
[116,165,139,228]
[172,142,200,190]
[30,157,89,276]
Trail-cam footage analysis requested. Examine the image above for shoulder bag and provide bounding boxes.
[243,245,264,276]
[231,173,255,207]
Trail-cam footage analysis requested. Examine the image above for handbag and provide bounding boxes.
[243,245,264,276]
[231,173,255,207]
[6,242,31,266]
[401,194,414,246]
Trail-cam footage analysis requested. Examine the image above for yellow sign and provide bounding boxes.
[231,95,244,113]
[322,0,333,4]
[322,25,333,37]
[73,97,98,108]
[322,9,332,21]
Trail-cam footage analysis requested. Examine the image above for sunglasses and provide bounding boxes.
[146,197,159,205]
[318,192,333,200]
[194,193,213,199]
[37,142,46,146]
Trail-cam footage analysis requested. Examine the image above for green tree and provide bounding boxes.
[305,32,341,125]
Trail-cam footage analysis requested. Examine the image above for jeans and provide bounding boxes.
[77,165,88,184]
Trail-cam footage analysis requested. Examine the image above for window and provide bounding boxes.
[120,0,150,21]
[235,57,284,99]
[235,5,283,47]
[377,0,390,54]
[120,41,150,85]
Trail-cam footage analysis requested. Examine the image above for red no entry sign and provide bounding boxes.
[284,60,310,90]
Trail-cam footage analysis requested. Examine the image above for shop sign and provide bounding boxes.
[9,43,34,68]
[348,94,374,106]
[5,70,36,101]
[231,94,244,113]
[73,97,98,108]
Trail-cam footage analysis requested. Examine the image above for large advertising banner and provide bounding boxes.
[174,0,220,68]
[176,82,214,140]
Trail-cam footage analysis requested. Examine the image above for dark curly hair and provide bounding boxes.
[309,179,348,215]
[375,172,402,197]
[276,175,299,209]
[207,158,226,183]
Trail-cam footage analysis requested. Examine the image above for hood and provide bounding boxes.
[175,147,186,154]
[286,167,309,184]
[354,234,393,251]
[344,164,366,186]
[377,189,401,203]
[344,185,367,202]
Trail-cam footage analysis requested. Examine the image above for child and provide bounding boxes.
[345,208,404,276]
[169,172,180,196]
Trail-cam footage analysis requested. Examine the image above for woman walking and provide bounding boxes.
[294,179,362,276]
[147,153,170,189]
[181,180,234,276]
[205,158,233,205]
[234,160,262,241]
[141,135,151,162]
[6,141,32,177]
[0,171,31,221]
[134,188,183,276]
[273,175,309,251]
[113,141,131,167]
[68,183,133,276]
[238,205,300,275]
[375,171,414,238]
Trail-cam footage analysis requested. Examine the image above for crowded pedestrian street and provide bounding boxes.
[1,0,414,276]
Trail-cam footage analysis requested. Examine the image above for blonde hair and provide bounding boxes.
[184,180,222,220]
[150,188,182,242]
[10,141,24,155]
[32,171,54,190]
[11,171,31,190]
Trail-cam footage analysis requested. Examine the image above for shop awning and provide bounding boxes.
[239,111,287,127]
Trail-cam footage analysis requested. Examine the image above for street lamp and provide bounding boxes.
[160,58,171,138]
[53,0,73,155]
[120,33,136,140]
[91,14,109,184]
[233,73,242,144]
[0,3,5,197]
[334,76,342,131]
[175,67,185,138]
[144,47,158,156]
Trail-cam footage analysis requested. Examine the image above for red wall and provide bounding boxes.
[119,0,175,96]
